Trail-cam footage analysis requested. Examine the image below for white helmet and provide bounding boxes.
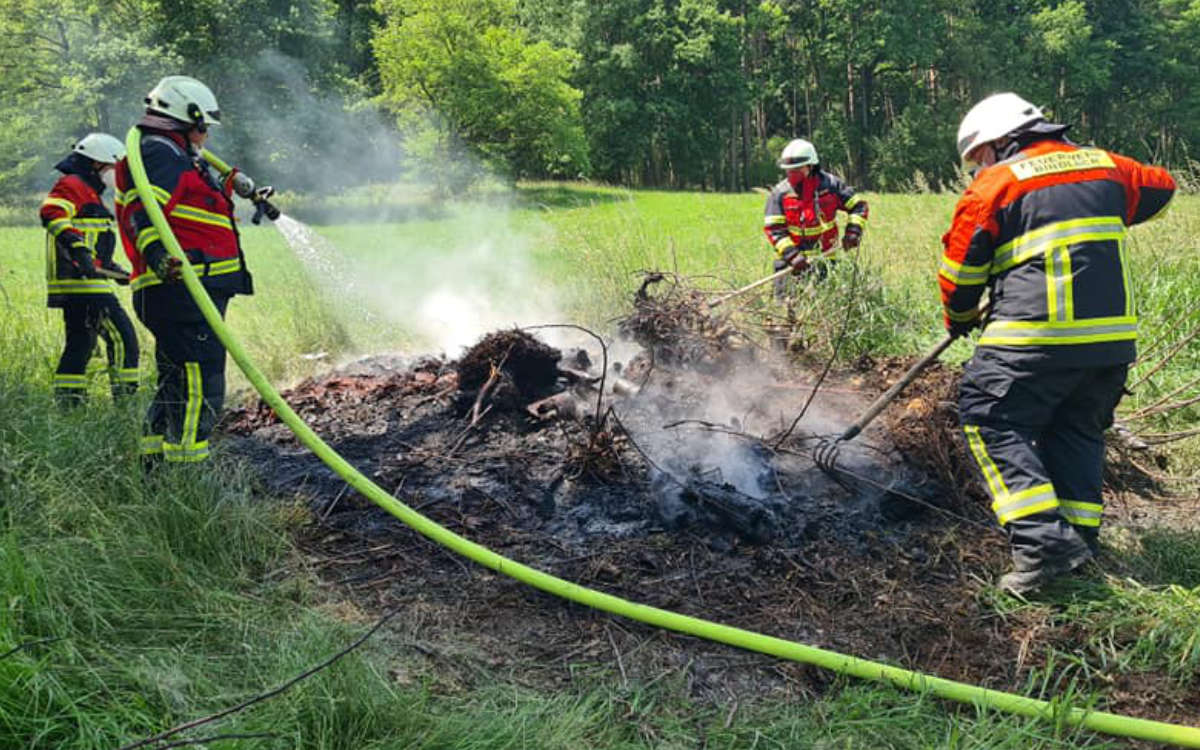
[778,138,819,169]
[73,133,126,164]
[144,75,221,128]
[956,92,1044,162]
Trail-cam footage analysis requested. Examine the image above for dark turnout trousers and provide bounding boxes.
[958,349,1128,571]
[54,296,140,403]
[135,290,231,464]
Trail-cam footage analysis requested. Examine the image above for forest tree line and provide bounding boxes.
[1,0,1196,194]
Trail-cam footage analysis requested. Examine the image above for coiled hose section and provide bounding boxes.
[125,125,1200,748]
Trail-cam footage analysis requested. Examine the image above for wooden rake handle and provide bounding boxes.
[707,266,794,309]
[837,332,958,442]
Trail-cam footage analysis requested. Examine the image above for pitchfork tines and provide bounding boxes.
[813,437,842,473]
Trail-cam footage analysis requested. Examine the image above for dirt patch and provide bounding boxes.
[220,313,1196,726]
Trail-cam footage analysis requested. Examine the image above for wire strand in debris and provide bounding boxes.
[772,258,862,449]
[117,607,404,750]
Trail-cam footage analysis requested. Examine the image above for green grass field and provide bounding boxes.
[1,185,1198,748]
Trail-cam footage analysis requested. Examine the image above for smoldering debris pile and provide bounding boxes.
[223,273,981,555]
[618,272,753,371]
[454,329,562,409]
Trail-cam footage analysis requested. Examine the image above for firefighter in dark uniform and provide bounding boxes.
[114,76,271,465]
[763,138,869,296]
[941,92,1176,594]
[39,133,140,405]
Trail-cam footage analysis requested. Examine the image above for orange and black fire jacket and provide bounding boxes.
[939,139,1175,366]
[763,171,868,260]
[113,128,249,296]
[39,169,118,307]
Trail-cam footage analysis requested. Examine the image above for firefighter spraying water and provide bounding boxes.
[116,75,281,467]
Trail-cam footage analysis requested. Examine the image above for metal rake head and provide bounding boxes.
[813,437,842,474]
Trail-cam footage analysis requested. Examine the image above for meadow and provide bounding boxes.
[1,186,1198,748]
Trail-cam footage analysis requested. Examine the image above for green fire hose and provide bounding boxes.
[124,125,1200,748]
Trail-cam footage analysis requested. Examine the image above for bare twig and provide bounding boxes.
[1129,324,1200,390]
[1137,427,1200,445]
[117,608,404,750]
[153,733,283,749]
[1123,374,1200,420]
[471,365,502,426]
[606,626,629,690]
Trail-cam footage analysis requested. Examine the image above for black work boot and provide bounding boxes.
[1075,526,1101,557]
[998,550,1092,595]
[1000,517,1094,595]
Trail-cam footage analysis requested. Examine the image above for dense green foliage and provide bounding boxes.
[1,0,1197,194]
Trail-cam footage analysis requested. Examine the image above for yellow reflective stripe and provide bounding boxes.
[774,237,796,254]
[181,361,203,453]
[46,217,74,235]
[844,194,861,210]
[993,217,1125,272]
[764,214,786,226]
[101,317,124,376]
[163,441,211,462]
[169,204,233,230]
[131,257,241,290]
[991,483,1060,525]
[944,306,979,323]
[1118,236,1133,316]
[1045,245,1074,322]
[131,273,161,291]
[74,218,110,228]
[787,220,836,238]
[142,434,164,456]
[53,374,88,387]
[979,316,1137,346]
[136,226,162,252]
[116,368,140,383]
[963,425,1010,498]
[205,258,242,275]
[41,197,76,216]
[1059,499,1103,527]
[846,214,866,229]
[47,280,114,293]
[939,256,991,286]
[151,185,171,204]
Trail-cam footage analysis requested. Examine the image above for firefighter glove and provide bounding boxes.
[842,226,862,250]
[150,252,184,283]
[781,247,809,275]
[69,241,99,278]
[948,315,982,339]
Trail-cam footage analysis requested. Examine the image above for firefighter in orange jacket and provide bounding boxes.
[763,138,868,296]
[114,76,272,465]
[941,93,1176,594]
[40,133,140,405]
